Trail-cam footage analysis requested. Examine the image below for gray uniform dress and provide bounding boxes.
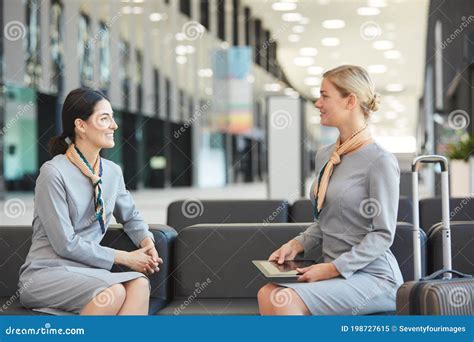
[18,154,155,314]
[279,142,404,315]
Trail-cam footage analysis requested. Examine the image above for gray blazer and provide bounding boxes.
[294,143,404,285]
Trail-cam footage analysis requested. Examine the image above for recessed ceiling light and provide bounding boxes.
[149,12,164,22]
[357,7,381,16]
[321,37,340,46]
[322,19,346,29]
[367,64,387,73]
[198,69,213,77]
[384,50,402,59]
[372,40,394,50]
[288,34,300,42]
[264,83,282,92]
[121,6,132,14]
[294,56,314,67]
[272,2,297,11]
[299,47,318,56]
[132,6,143,14]
[175,45,188,55]
[176,56,187,64]
[293,25,305,34]
[175,33,186,41]
[304,77,321,86]
[307,66,324,75]
[318,0,330,5]
[385,83,404,92]
[282,13,303,22]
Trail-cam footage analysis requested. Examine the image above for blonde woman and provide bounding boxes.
[258,65,403,315]
[19,88,162,315]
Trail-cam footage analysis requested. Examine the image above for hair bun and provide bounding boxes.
[367,93,380,112]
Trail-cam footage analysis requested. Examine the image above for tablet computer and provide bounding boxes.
[252,260,316,278]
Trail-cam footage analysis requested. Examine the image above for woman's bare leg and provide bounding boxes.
[258,283,311,316]
[257,283,279,315]
[118,277,150,315]
[80,284,126,315]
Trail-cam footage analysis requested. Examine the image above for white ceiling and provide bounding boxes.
[243,0,430,140]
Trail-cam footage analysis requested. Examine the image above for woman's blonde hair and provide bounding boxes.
[323,65,380,119]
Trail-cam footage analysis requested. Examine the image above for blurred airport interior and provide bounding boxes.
[0,0,473,223]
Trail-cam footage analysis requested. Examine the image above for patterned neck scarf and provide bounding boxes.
[312,124,374,219]
[65,144,106,234]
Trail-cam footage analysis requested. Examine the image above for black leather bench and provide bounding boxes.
[0,224,177,315]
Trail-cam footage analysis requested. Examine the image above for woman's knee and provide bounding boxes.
[92,284,126,308]
[125,277,150,294]
[257,283,277,303]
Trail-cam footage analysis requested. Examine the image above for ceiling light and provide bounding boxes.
[293,25,305,33]
[294,57,314,67]
[288,34,300,42]
[385,83,404,92]
[264,83,282,92]
[367,64,387,73]
[357,7,381,16]
[322,19,345,29]
[198,68,213,77]
[373,40,394,50]
[132,6,143,14]
[149,12,164,22]
[176,56,187,64]
[304,77,321,86]
[299,47,318,56]
[321,37,340,46]
[175,45,188,55]
[282,13,303,22]
[272,2,297,11]
[307,66,324,75]
[384,50,401,59]
[175,33,186,41]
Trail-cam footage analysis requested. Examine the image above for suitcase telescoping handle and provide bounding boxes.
[411,155,452,280]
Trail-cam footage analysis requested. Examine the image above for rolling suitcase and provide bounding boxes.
[396,155,474,315]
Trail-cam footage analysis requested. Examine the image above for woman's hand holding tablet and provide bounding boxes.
[296,263,341,282]
[268,239,304,264]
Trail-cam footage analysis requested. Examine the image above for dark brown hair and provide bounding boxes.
[48,87,109,157]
